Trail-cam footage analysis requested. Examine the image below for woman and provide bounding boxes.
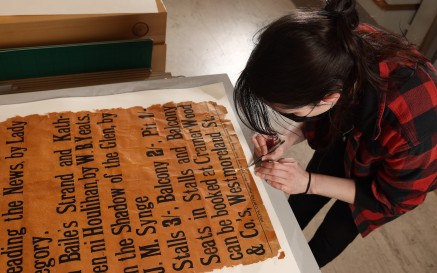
[234,0,437,268]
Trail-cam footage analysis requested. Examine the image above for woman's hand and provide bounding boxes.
[254,158,311,194]
[251,134,287,162]
[255,158,357,203]
[251,123,305,163]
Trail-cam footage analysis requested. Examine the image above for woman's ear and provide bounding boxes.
[321,92,341,104]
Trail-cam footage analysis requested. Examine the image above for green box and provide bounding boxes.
[0,39,153,81]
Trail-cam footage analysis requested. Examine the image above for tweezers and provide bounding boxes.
[248,139,285,167]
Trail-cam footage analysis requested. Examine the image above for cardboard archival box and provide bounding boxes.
[0,0,167,49]
[152,43,167,72]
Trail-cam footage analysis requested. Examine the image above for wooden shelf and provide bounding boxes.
[0,69,172,94]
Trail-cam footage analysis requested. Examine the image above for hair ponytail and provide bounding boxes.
[323,0,359,53]
[317,0,370,142]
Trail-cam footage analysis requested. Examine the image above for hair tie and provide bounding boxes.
[318,10,343,19]
[330,10,342,18]
[304,172,312,194]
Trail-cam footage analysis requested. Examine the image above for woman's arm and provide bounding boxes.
[255,159,356,204]
[310,173,356,204]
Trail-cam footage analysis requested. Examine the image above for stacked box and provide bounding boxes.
[0,0,167,73]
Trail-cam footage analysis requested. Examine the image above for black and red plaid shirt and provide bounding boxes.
[303,55,437,237]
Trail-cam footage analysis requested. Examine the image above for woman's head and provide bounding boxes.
[234,0,364,135]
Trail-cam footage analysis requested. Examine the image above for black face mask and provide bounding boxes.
[278,110,329,123]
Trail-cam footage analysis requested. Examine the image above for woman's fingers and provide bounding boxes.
[252,134,268,157]
[259,159,297,171]
[268,180,286,191]
[255,161,296,183]
[256,170,289,184]
[252,134,275,156]
[253,158,308,195]
[262,146,285,161]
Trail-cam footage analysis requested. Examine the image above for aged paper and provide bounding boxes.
[0,100,282,272]
[0,0,158,15]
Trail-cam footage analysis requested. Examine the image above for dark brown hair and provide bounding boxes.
[234,0,428,142]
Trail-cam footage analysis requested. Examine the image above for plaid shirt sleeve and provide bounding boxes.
[349,61,437,237]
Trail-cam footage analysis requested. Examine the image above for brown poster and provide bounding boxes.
[0,101,282,273]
